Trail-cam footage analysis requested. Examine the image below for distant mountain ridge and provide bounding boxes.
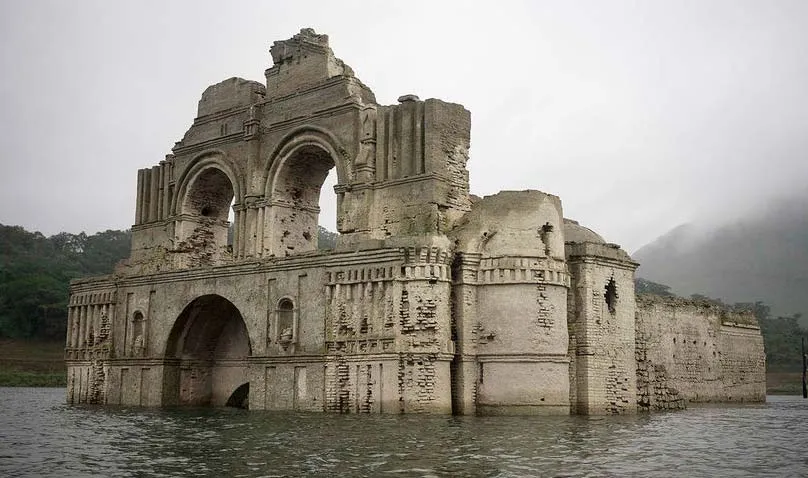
[633,197,808,326]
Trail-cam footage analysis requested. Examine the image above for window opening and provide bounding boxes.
[318,167,339,250]
[604,277,618,314]
[540,222,554,256]
[132,311,145,357]
[226,197,235,248]
[277,298,295,346]
[273,145,335,255]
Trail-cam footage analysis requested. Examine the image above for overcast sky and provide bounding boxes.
[2,0,807,253]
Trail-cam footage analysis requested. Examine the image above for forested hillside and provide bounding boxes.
[0,226,131,340]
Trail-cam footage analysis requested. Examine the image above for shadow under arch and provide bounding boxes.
[162,294,252,407]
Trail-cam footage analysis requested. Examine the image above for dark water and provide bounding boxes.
[1,388,806,477]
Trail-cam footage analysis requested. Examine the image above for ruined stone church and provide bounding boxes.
[66,29,765,414]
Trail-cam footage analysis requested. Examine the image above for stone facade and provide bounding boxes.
[65,29,766,414]
[635,295,766,410]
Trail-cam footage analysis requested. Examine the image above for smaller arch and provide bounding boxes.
[266,141,338,255]
[131,310,146,357]
[171,153,243,266]
[171,150,244,217]
[182,168,234,221]
[263,126,348,198]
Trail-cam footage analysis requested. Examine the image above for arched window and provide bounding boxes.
[132,311,145,357]
[277,298,295,345]
[270,145,335,256]
[179,166,235,266]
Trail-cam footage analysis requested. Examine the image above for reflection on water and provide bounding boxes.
[1,388,806,477]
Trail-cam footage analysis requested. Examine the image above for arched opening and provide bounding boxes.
[131,311,145,357]
[271,145,335,255]
[318,168,339,250]
[226,382,250,409]
[226,197,236,248]
[163,294,251,407]
[179,167,235,266]
[276,298,296,347]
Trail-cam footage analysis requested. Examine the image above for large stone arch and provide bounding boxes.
[162,294,252,407]
[263,127,346,255]
[263,126,350,193]
[171,151,245,266]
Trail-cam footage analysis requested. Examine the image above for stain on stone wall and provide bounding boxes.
[635,333,685,411]
[398,353,437,412]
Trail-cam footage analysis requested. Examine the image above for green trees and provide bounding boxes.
[735,301,807,373]
[317,226,338,250]
[0,225,131,340]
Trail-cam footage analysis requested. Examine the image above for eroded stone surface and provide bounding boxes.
[65,28,765,415]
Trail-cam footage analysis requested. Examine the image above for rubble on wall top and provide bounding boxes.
[270,27,330,63]
[636,294,759,326]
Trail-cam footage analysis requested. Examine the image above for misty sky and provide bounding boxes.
[2,0,807,253]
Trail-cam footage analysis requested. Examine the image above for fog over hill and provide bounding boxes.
[633,194,808,327]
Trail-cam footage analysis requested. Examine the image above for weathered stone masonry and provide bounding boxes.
[66,29,765,414]
[635,295,766,410]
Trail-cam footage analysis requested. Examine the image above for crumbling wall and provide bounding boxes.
[323,263,399,413]
[635,335,686,411]
[566,241,638,415]
[65,289,115,405]
[318,247,453,414]
[568,263,637,414]
[395,247,453,413]
[635,294,765,408]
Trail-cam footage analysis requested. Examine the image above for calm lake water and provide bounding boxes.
[0,388,806,477]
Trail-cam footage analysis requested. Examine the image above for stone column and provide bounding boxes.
[256,204,266,257]
[451,252,481,415]
[149,166,160,222]
[66,306,75,349]
[135,170,144,225]
[81,305,89,349]
[162,158,172,219]
[156,163,165,221]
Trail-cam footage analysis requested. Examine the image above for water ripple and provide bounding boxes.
[1,389,806,477]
